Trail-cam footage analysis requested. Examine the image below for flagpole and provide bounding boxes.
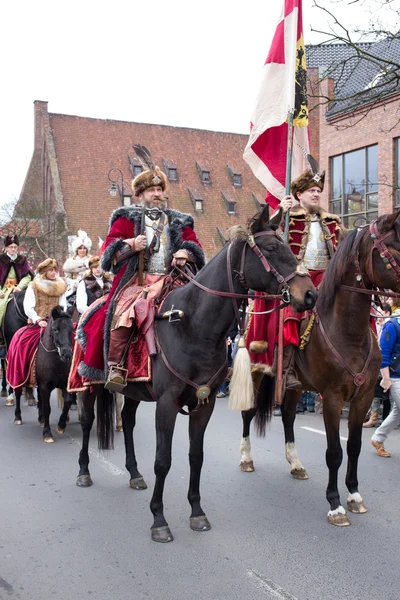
[276,108,295,406]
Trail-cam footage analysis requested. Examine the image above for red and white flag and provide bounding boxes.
[243,0,310,210]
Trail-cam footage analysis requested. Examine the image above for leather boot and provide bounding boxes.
[363,411,380,428]
[371,439,391,457]
[283,344,301,390]
[105,327,132,392]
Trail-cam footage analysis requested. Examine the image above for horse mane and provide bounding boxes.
[317,227,359,311]
[224,225,248,243]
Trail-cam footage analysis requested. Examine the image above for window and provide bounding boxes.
[163,158,178,182]
[396,138,400,207]
[330,145,378,228]
[133,165,142,177]
[196,162,211,184]
[168,168,177,181]
[202,171,210,182]
[123,195,131,207]
[129,155,143,177]
[222,192,236,215]
[227,164,242,187]
[188,188,204,211]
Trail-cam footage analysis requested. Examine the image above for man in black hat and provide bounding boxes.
[0,234,33,349]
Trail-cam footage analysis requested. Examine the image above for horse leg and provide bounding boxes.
[6,386,14,407]
[150,396,179,543]
[37,387,44,427]
[282,389,309,479]
[1,360,7,397]
[40,386,54,443]
[13,387,23,425]
[187,397,216,532]
[116,392,124,432]
[57,390,73,434]
[122,398,147,489]
[239,408,256,472]
[76,388,96,487]
[345,394,370,516]
[26,386,36,407]
[323,395,349,526]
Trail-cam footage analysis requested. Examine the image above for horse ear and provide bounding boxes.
[250,205,270,234]
[379,209,400,232]
[51,306,63,320]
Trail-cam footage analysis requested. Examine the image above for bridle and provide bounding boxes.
[157,228,309,411]
[40,320,72,358]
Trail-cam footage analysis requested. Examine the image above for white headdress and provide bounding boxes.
[71,230,92,253]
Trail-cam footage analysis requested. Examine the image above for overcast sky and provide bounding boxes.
[0,0,395,207]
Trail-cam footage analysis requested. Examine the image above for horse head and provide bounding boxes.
[50,306,73,362]
[236,205,317,312]
[360,209,400,291]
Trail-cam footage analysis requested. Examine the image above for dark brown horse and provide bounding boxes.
[75,207,317,542]
[239,210,400,526]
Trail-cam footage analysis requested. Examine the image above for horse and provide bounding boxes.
[238,210,400,527]
[2,289,36,406]
[13,306,74,443]
[75,206,317,543]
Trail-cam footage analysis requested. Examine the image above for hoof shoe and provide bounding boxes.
[347,500,367,514]
[240,460,254,472]
[129,477,147,490]
[56,426,65,435]
[44,436,54,443]
[14,419,22,425]
[328,513,350,526]
[76,475,93,487]
[190,515,211,532]
[5,399,14,407]
[151,526,173,543]
[116,425,123,432]
[291,468,309,480]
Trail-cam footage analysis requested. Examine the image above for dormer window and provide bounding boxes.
[129,155,143,178]
[133,165,143,177]
[252,193,263,209]
[222,192,236,215]
[188,188,204,212]
[163,158,178,182]
[196,162,211,185]
[227,164,242,187]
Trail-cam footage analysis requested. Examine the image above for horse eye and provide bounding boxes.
[265,245,275,253]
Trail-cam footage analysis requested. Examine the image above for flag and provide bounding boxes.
[243,0,310,210]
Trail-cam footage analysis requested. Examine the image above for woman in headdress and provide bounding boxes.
[62,230,92,306]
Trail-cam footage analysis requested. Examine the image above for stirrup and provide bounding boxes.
[105,366,128,393]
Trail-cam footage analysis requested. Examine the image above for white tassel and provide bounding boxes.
[229,336,254,411]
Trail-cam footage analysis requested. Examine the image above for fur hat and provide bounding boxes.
[291,169,325,199]
[4,234,19,247]
[71,230,92,253]
[89,256,100,270]
[132,166,167,197]
[37,258,58,275]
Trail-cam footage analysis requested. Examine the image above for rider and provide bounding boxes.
[246,167,343,390]
[6,258,67,391]
[62,230,92,310]
[70,158,205,391]
[76,256,112,315]
[0,234,33,353]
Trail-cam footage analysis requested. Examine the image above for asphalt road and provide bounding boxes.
[1,393,399,600]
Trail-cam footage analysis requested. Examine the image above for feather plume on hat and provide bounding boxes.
[291,148,325,198]
[131,144,167,196]
[71,230,92,254]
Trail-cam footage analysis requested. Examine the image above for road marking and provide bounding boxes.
[64,431,125,476]
[301,426,347,442]
[247,570,298,600]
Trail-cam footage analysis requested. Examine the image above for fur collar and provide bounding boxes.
[109,205,194,230]
[290,205,341,222]
[32,275,67,297]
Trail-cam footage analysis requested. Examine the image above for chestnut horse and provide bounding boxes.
[239,210,400,526]
[74,207,317,542]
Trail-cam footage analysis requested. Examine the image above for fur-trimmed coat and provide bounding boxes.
[0,253,33,288]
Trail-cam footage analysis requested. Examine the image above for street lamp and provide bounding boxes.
[108,167,124,203]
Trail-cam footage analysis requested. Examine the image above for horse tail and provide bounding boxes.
[57,388,64,408]
[96,386,115,450]
[229,336,255,411]
[254,374,275,437]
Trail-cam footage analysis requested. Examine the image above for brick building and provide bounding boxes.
[307,34,400,227]
[18,101,266,266]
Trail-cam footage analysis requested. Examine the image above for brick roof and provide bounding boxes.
[307,34,400,116]
[49,114,266,259]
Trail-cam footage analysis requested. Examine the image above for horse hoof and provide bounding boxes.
[56,426,65,435]
[151,526,174,543]
[129,477,147,490]
[240,460,254,472]
[27,399,36,407]
[328,512,350,527]
[14,419,22,425]
[39,422,45,428]
[43,436,54,443]
[1,389,7,397]
[291,468,309,480]
[190,515,211,532]
[116,425,123,432]
[347,500,367,514]
[5,399,14,407]
[76,475,93,488]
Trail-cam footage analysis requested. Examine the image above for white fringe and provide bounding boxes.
[229,337,255,411]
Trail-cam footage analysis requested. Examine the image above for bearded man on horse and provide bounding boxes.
[246,167,344,390]
[69,149,205,393]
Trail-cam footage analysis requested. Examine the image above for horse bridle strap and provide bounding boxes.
[315,308,375,397]
[368,221,400,284]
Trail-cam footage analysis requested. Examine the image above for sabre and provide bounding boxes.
[138,205,146,286]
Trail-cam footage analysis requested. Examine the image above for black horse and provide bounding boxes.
[13,306,74,443]
[2,289,35,406]
[75,207,317,542]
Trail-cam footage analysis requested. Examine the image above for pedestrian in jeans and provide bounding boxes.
[371,307,400,457]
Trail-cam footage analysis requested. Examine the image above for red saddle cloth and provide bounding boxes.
[6,325,41,389]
